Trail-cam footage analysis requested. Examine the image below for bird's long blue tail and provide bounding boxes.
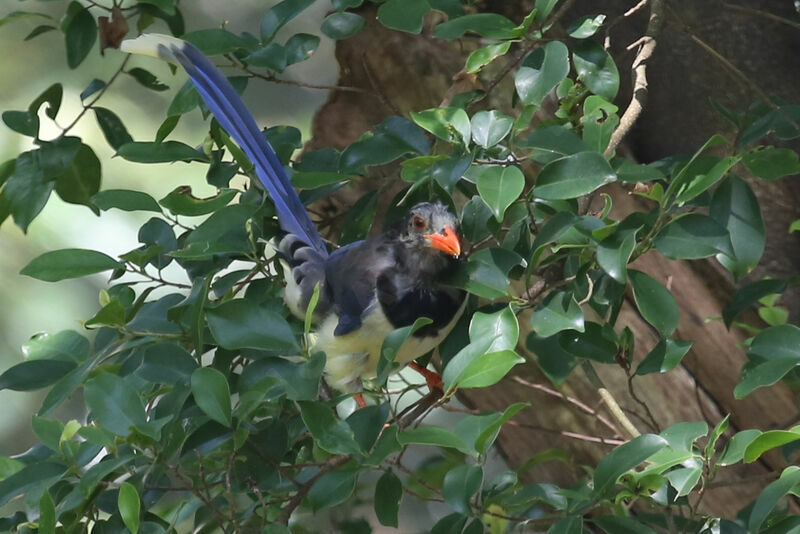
[121,34,328,257]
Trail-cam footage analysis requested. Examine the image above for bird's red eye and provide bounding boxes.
[413,216,427,230]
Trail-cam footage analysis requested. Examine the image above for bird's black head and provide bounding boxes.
[400,202,462,259]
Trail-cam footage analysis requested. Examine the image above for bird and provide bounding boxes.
[121,35,467,396]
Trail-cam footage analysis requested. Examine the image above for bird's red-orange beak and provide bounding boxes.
[425,226,461,258]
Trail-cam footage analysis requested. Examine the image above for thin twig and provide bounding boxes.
[60,55,131,137]
[582,361,642,438]
[276,455,350,524]
[721,2,800,31]
[605,0,665,156]
[506,420,626,446]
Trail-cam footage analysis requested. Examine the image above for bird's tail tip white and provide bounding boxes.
[120,33,187,62]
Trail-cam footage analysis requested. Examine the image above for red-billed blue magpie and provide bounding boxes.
[121,35,467,392]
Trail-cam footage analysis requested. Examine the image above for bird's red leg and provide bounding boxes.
[408,362,443,392]
[354,393,367,408]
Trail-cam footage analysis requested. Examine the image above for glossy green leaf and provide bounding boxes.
[260,0,315,42]
[0,461,67,507]
[22,330,89,363]
[735,359,799,399]
[535,151,616,200]
[515,41,569,106]
[743,429,800,463]
[711,176,765,279]
[719,429,761,465]
[470,110,513,148]
[527,333,578,386]
[675,156,739,203]
[375,470,402,527]
[742,147,800,180]
[191,367,232,427]
[454,402,528,456]
[452,350,524,390]
[660,421,708,451]
[137,0,175,14]
[465,41,511,74]
[299,401,362,455]
[593,516,657,534]
[321,12,365,40]
[572,39,619,100]
[2,110,38,137]
[159,186,237,216]
[749,466,800,533]
[206,299,299,352]
[285,33,320,65]
[522,126,588,165]
[64,3,96,69]
[0,360,76,391]
[397,427,468,452]
[377,0,430,33]
[118,482,140,534]
[434,13,518,39]
[307,468,357,511]
[468,306,519,353]
[666,466,702,497]
[530,291,584,338]
[559,322,617,363]
[84,373,147,437]
[548,517,582,534]
[722,278,786,328]
[183,29,247,55]
[53,143,101,212]
[125,68,168,91]
[568,14,606,38]
[245,43,287,71]
[410,107,470,147]
[594,434,667,496]
[443,464,482,514]
[654,213,733,260]
[596,227,638,284]
[339,190,378,244]
[476,165,524,221]
[92,189,162,213]
[636,338,692,375]
[21,249,123,282]
[377,317,432,384]
[39,490,55,534]
[94,107,133,150]
[118,141,208,163]
[629,270,679,336]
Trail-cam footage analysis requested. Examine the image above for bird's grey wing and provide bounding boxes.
[324,238,395,336]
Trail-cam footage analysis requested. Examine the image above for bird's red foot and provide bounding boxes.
[408,362,443,392]
[354,393,367,408]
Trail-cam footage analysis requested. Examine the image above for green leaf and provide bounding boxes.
[54,143,102,212]
[434,13,518,40]
[183,29,247,55]
[374,470,402,527]
[469,306,519,353]
[722,278,786,328]
[136,343,198,384]
[92,189,162,213]
[515,41,570,106]
[743,429,800,463]
[527,333,578,386]
[521,126,589,165]
[2,110,38,137]
[64,3,96,69]
[549,517,583,534]
[465,41,511,74]
[321,12,365,40]
[21,249,123,282]
[659,421,708,452]
[742,147,800,180]
[674,156,739,203]
[4,150,56,232]
[307,468,357,511]
[593,516,657,534]
[260,0,315,42]
[476,165,525,221]
[245,43,287,71]
[410,107,471,147]
[533,0,558,22]
[377,317,432,384]
[93,107,133,150]
[240,353,324,401]
[568,14,606,38]
[125,68,168,91]
[299,401,362,455]
[530,291,584,338]
[735,325,800,398]
[593,434,667,496]
[572,39,619,100]
[581,96,619,153]
[636,338,693,375]
[749,466,800,533]
[443,465,482,514]
[137,0,175,14]
[559,322,617,363]
[377,0,430,33]
[207,299,299,353]
[0,462,67,507]
[535,151,616,199]
[596,227,638,284]
[666,466,702,497]
[118,482,140,534]
[451,350,524,390]
[654,213,733,260]
[0,360,76,391]
[397,427,468,453]
[628,270,679,336]
[159,186,237,216]
[39,490,55,534]
[118,141,208,163]
[339,190,378,244]
[710,176,765,279]
[84,373,147,437]
[285,33,320,65]
[471,110,513,148]
[191,368,232,427]
[719,429,761,465]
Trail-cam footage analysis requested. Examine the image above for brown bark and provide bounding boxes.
[308,2,800,517]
